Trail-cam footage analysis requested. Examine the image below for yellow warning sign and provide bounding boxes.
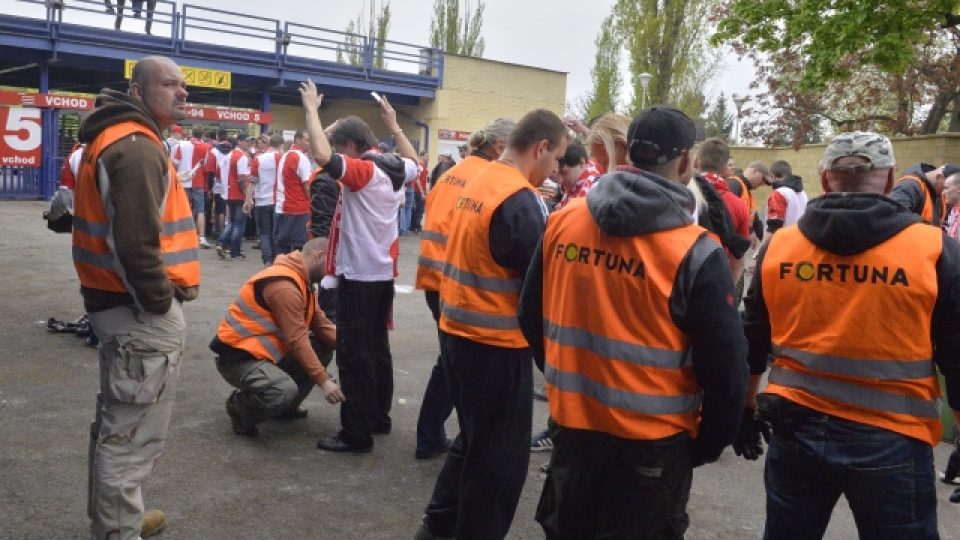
[124,59,231,90]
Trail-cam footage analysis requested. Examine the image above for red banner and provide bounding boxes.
[438,129,472,141]
[181,106,273,124]
[0,91,273,123]
[0,90,94,111]
[0,106,42,167]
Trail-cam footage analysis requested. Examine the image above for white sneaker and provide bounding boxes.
[199,238,212,249]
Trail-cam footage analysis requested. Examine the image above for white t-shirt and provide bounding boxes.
[251,150,281,206]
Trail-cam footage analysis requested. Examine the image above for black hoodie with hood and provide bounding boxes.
[77,88,198,315]
[518,169,748,465]
[743,193,960,412]
[890,162,944,225]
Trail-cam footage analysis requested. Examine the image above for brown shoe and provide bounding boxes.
[141,509,166,537]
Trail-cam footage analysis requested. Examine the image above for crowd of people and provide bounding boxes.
[59,54,960,539]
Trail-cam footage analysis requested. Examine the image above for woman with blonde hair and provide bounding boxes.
[585,113,631,173]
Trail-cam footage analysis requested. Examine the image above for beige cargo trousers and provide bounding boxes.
[87,301,185,540]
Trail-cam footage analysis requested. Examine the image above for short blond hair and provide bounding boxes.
[586,114,631,169]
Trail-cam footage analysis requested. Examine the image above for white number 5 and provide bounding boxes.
[3,108,42,152]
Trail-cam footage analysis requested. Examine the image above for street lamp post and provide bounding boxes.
[639,72,652,109]
[732,94,748,145]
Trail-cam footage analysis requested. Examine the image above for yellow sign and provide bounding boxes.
[124,59,231,90]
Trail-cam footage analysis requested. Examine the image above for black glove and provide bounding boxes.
[733,408,771,461]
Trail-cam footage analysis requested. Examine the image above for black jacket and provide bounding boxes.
[518,169,747,465]
[743,193,960,411]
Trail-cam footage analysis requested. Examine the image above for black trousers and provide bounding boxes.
[415,290,455,451]
[335,277,394,448]
[536,428,693,540]
[423,331,533,540]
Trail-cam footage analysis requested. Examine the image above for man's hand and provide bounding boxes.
[563,115,589,136]
[242,199,253,214]
[379,94,400,135]
[733,407,771,460]
[299,79,323,113]
[320,378,345,404]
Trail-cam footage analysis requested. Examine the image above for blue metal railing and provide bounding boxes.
[11,0,443,80]
[0,166,44,200]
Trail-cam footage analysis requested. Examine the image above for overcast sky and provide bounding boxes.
[3,0,755,115]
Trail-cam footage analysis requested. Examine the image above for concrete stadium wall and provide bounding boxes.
[266,53,567,167]
[730,133,960,198]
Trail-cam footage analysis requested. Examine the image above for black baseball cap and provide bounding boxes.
[627,105,696,166]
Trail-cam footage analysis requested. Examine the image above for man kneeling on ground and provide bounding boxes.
[211,237,345,436]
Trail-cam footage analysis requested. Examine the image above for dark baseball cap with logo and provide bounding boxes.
[627,105,697,166]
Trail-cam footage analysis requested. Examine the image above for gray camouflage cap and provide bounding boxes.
[821,131,895,170]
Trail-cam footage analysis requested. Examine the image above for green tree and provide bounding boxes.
[713,1,960,140]
[336,1,392,69]
[578,15,622,120]
[704,92,734,139]
[614,0,720,119]
[712,0,960,90]
[429,0,485,57]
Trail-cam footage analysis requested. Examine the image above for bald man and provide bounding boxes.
[74,56,198,538]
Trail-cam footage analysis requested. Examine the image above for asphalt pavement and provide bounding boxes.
[2,200,959,539]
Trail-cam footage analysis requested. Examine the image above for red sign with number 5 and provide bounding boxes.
[0,107,42,167]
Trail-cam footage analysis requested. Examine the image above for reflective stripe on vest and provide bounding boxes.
[542,197,708,440]
[72,120,200,295]
[438,161,536,348]
[415,156,491,292]
[545,363,702,416]
[761,223,943,445]
[215,262,315,363]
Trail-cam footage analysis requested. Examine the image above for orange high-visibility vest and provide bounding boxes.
[73,121,199,294]
[216,264,316,362]
[438,161,536,348]
[761,224,943,445]
[415,156,491,292]
[898,174,946,225]
[542,198,707,440]
[728,174,756,215]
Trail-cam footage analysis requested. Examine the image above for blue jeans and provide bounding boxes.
[398,187,414,235]
[254,204,276,265]
[763,400,938,539]
[222,201,246,256]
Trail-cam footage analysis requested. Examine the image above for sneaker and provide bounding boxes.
[141,509,166,537]
[539,460,551,474]
[533,386,548,402]
[199,238,212,249]
[530,430,553,452]
[216,245,226,259]
[229,251,246,260]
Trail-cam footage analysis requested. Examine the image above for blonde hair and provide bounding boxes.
[586,114,631,171]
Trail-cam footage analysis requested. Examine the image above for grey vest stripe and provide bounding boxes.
[232,297,285,339]
[417,255,445,271]
[545,364,701,416]
[72,245,115,269]
[421,230,447,245]
[224,311,283,361]
[768,365,940,419]
[162,217,197,236]
[72,216,109,237]
[773,345,934,381]
[442,262,521,293]
[162,248,200,266]
[441,302,519,330]
[545,319,691,369]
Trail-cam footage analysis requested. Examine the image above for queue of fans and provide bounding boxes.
[56,53,960,540]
